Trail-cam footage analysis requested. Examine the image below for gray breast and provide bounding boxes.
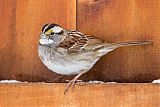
[38,45,100,75]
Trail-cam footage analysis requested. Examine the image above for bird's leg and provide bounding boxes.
[64,70,87,94]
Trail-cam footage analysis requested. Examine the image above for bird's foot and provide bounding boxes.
[64,70,87,95]
[64,78,77,95]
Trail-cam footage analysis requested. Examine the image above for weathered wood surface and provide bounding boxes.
[0,83,159,107]
[0,0,160,82]
[77,0,160,82]
[0,0,76,82]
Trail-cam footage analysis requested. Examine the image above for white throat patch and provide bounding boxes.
[39,39,54,45]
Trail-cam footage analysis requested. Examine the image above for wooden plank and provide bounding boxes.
[0,0,17,80]
[77,0,160,82]
[0,0,76,82]
[0,83,159,107]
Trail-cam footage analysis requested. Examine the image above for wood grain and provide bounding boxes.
[0,0,17,81]
[0,0,160,82]
[0,0,76,82]
[0,83,159,107]
[77,0,160,82]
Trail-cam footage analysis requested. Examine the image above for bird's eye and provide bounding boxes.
[50,32,54,35]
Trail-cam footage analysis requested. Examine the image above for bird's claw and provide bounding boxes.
[64,79,76,95]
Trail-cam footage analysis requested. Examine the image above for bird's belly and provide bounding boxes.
[38,46,99,75]
[46,59,90,75]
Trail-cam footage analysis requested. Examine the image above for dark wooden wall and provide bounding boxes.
[0,0,159,82]
[77,0,159,82]
[0,0,76,82]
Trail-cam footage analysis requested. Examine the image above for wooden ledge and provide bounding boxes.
[0,83,159,107]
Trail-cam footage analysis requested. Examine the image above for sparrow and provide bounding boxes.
[38,23,151,94]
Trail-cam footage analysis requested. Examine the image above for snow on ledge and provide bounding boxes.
[87,80,116,84]
[88,80,105,84]
[152,79,160,83]
[0,80,23,83]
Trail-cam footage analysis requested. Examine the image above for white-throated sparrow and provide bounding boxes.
[38,23,151,94]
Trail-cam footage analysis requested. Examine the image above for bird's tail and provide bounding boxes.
[97,41,152,56]
[107,41,152,48]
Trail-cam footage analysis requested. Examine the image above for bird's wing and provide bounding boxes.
[57,30,107,53]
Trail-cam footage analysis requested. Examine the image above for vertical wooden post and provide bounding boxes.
[77,0,159,82]
[0,0,76,82]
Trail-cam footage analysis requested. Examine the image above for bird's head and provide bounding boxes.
[39,23,64,46]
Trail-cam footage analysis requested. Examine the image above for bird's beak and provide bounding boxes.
[40,34,47,39]
[39,34,53,45]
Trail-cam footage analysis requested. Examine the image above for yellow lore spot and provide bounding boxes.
[45,29,53,35]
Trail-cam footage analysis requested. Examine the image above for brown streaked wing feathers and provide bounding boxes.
[84,35,106,50]
[58,30,106,53]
